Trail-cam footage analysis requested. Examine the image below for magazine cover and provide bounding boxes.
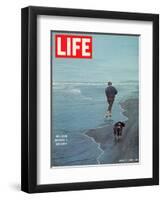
[51,31,139,167]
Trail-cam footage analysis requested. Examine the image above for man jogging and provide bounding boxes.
[105,81,118,117]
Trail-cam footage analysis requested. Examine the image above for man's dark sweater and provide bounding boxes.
[105,86,118,100]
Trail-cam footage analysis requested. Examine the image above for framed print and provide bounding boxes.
[21,6,159,193]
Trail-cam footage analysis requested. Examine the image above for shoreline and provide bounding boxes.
[85,98,139,164]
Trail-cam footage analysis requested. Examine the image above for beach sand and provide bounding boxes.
[85,98,139,164]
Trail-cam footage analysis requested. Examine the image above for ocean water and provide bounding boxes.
[51,81,138,166]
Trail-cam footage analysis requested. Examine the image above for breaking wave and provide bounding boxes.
[68,88,81,95]
[52,82,106,87]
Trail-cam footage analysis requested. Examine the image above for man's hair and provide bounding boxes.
[108,81,112,86]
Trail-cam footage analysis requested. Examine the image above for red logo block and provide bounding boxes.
[55,34,92,58]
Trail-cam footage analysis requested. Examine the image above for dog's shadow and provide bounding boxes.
[113,136,124,145]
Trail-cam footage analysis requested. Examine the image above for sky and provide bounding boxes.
[52,32,139,84]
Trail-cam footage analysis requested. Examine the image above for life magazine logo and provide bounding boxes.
[55,34,92,58]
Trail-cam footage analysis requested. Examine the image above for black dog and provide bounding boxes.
[113,121,125,140]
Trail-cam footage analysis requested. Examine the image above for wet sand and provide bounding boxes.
[85,98,139,164]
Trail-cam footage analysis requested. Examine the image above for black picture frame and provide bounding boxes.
[21,6,159,193]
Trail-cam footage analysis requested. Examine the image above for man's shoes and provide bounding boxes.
[105,111,109,118]
[105,111,112,118]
